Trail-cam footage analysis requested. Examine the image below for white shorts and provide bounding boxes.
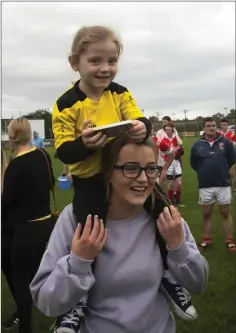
[167,160,182,176]
[199,186,232,205]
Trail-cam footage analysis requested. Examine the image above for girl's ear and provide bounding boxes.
[68,55,80,72]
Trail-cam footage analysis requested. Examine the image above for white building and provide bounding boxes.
[1,119,45,142]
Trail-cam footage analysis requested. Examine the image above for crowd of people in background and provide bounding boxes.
[1,24,235,333]
[2,113,235,333]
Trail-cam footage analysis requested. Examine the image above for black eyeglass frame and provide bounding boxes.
[114,164,161,179]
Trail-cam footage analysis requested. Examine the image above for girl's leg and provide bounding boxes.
[61,164,68,176]
[72,174,107,226]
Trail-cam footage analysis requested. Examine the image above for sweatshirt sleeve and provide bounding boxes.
[167,219,209,294]
[30,204,95,317]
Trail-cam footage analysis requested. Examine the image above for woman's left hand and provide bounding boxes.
[157,205,184,249]
[128,120,146,142]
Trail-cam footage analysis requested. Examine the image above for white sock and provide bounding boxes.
[163,269,178,284]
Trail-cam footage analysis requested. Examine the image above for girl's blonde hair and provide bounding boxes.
[8,118,32,161]
[1,148,8,193]
[69,26,123,67]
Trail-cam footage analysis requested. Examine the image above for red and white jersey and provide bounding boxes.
[152,135,158,144]
[158,134,179,160]
[220,130,236,142]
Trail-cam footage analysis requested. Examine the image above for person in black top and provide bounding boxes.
[1,147,8,193]
[1,117,55,333]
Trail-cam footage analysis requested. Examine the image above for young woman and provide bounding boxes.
[31,136,208,333]
[1,118,55,333]
[159,123,184,206]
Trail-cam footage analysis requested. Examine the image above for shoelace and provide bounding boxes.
[175,287,190,306]
[61,307,86,326]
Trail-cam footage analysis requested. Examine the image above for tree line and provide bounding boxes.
[9,108,235,139]
[149,109,236,133]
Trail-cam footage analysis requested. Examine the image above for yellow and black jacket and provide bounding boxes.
[53,80,151,178]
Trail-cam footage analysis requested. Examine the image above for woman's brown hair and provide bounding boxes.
[163,122,175,132]
[8,117,32,162]
[101,135,170,260]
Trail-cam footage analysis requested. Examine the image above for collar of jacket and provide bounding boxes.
[200,131,222,141]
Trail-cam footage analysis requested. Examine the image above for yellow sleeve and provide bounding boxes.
[120,90,144,120]
[52,103,77,149]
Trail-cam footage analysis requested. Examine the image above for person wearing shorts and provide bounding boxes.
[151,124,175,182]
[219,118,236,192]
[157,116,179,187]
[159,123,184,206]
[190,117,236,252]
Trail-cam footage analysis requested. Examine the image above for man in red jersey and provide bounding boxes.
[220,118,236,192]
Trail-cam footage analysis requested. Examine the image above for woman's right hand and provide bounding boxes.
[71,215,108,260]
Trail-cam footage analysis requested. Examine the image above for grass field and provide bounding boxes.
[1,137,236,333]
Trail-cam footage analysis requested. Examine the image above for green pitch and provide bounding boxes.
[1,138,236,332]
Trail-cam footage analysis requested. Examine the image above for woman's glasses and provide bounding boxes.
[114,164,160,179]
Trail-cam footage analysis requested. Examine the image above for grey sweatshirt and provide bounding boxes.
[31,204,208,333]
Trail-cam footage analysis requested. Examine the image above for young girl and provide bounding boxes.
[51,26,196,333]
[159,123,184,206]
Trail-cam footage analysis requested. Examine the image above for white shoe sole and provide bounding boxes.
[54,328,78,333]
[160,286,198,321]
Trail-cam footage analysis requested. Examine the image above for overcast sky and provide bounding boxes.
[2,2,235,120]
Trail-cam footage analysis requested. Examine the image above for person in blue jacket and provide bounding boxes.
[190,116,236,252]
[31,131,45,149]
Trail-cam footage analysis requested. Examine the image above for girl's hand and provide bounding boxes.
[157,205,184,249]
[82,120,107,150]
[72,215,108,260]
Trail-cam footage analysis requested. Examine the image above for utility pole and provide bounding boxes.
[183,109,188,120]
[224,107,227,116]
[183,110,188,135]
[172,113,176,121]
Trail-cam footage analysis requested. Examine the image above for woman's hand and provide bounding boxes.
[128,120,146,142]
[157,205,184,249]
[72,215,108,260]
